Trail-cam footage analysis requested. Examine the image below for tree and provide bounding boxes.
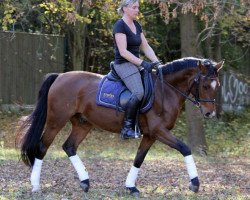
[179,12,208,154]
[0,0,92,71]
[65,1,90,71]
[84,0,118,73]
[148,0,250,62]
[148,0,250,154]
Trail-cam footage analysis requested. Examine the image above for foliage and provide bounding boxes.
[204,108,250,156]
[0,1,17,31]
[148,0,250,72]
[37,0,91,33]
[86,1,181,73]
[216,2,250,71]
[0,0,249,73]
[139,2,181,63]
[220,11,250,48]
[0,0,91,33]
[85,0,118,72]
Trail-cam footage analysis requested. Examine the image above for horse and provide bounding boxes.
[16,57,224,196]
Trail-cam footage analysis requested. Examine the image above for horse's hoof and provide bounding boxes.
[189,177,200,193]
[31,185,41,193]
[189,183,199,193]
[80,179,90,192]
[126,187,140,197]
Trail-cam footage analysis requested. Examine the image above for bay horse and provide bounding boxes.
[17,57,223,196]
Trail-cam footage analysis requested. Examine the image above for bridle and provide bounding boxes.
[187,72,216,107]
[156,64,217,110]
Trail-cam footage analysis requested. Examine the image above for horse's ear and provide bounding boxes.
[197,60,207,74]
[215,60,224,72]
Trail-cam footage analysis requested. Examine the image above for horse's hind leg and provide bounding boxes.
[156,127,200,193]
[125,135,155,196]
[31,121,67,192]
[62,115,92,192]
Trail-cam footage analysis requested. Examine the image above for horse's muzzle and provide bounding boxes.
[204,111,216,118]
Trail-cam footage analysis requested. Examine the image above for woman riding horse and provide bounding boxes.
[17,56,224,196]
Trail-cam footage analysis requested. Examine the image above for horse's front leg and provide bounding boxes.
[156,127,200,193]
[126,135,155,196]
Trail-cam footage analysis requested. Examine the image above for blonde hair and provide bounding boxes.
[117,0,138,16]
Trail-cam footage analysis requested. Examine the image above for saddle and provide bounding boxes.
[96,62,154,113]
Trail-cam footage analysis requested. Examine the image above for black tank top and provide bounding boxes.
[112,19,142,64]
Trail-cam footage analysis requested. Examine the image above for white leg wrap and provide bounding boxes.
[30,158,43,192]
[184,155,198,180]
[125,166,140,187]
[69,155,89,181]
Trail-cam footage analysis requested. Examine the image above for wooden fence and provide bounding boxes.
[0,31,64,110]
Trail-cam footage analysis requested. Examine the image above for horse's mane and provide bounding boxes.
[161,57,201,75]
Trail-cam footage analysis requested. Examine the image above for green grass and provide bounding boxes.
[0,108,249,163]
[1,108,249,158]
[204,109,250,156]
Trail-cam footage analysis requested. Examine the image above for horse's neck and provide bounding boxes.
[153,67,197,103]
[165,68,196,92]
[158,68,197,110]
[152,65,198,124]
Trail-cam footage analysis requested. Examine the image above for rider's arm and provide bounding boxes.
[140,33,159,62]
[115,33,143,66]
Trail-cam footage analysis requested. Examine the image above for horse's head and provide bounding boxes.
[189,59,224,118]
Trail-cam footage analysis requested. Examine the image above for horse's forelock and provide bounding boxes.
[203,59,218,77]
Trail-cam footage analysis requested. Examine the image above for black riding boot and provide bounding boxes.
[121,95,141,139]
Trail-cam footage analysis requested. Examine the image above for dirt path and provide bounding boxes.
[0,156,249,199]
[0,113,249,199]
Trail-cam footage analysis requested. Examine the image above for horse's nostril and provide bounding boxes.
[205,112,211,117]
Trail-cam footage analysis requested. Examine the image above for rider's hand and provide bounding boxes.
[140,60,153,72]
[153,61,162,67]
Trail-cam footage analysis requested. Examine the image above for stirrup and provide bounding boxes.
[121,127,141,139]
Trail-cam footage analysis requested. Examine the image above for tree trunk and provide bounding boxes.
[213,30,223,117]
[205,36,213,58]
[179,13,208,155]
[73,22,87,71]
[246,48,250,76]
[65,2,89,71]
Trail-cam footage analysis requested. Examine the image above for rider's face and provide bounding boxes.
[124,1,139,19]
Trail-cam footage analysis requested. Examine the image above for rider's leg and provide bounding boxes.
[121,94,141,139]
[114,62,144,139]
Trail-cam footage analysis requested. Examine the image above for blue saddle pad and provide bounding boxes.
[96,76,153,113]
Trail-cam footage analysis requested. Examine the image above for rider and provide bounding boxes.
[113,0,160,139]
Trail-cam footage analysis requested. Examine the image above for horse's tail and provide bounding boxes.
[19,73,59,167]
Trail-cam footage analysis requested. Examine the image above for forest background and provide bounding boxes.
[0,1,249,199]
[1,0,249,73]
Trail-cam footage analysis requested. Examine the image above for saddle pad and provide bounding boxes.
[96,76,126,111]
[96,75,154,113]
